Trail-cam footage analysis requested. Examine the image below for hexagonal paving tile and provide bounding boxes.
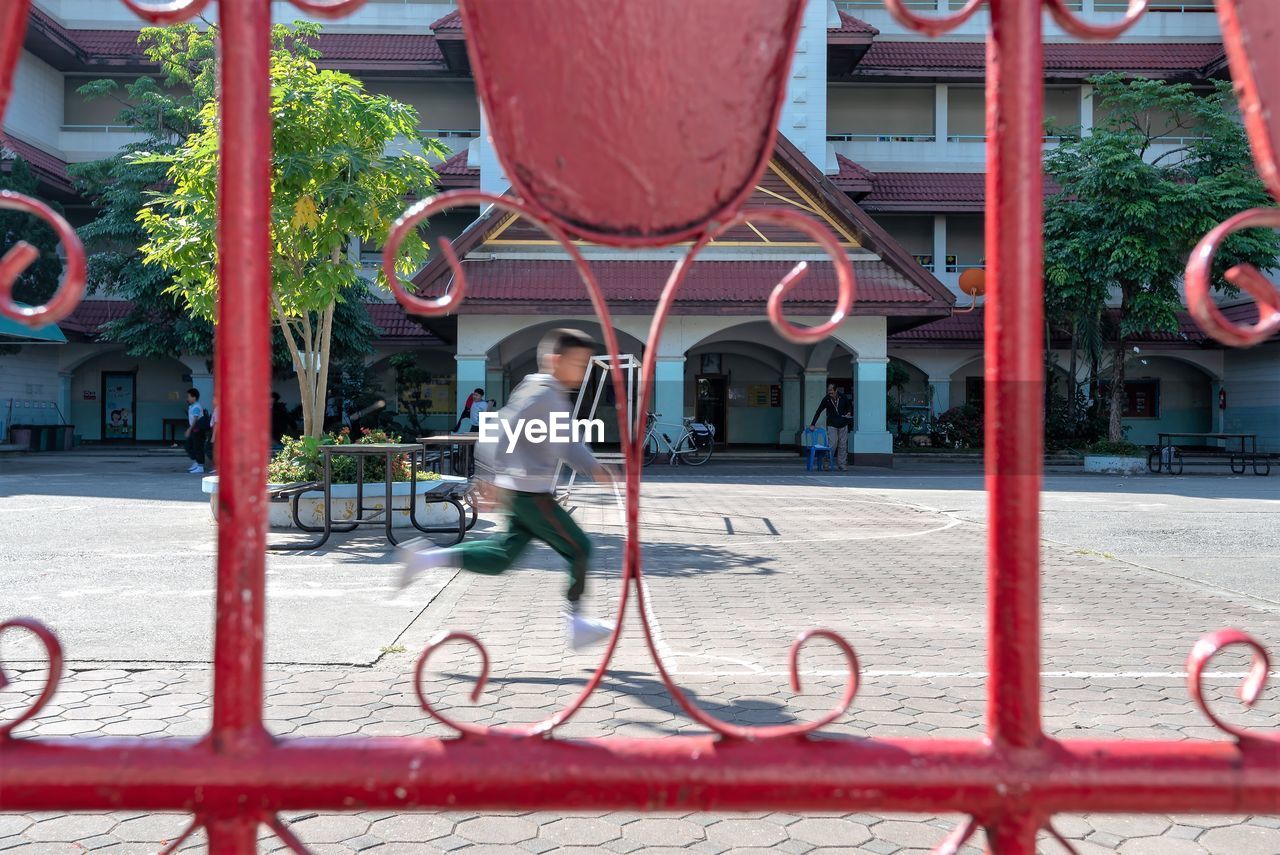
[703,818,789,849]
[113,814,195,843]
[25,814,116,842]
[371,814,456,843]
[1087,814,1173,839]
[789,817,874,847]
[1199,824,1280,854]
[620,818,705,847]
[455,816,538,844]
[287,815,370,844]
[539,817,622,846]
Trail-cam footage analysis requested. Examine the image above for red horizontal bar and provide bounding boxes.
[2,736,1277,815]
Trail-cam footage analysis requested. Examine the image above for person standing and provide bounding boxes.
[399,329,615,650]
[810,384,853,471]
[270,392,290,444]
[184,388,209,474]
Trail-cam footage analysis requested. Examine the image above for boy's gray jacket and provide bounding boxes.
[474,373,597,493]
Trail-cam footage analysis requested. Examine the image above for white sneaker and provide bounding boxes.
[394,538,454,595]
[187,463,199,472]
[565,612,614,651]
[191,465,205,474]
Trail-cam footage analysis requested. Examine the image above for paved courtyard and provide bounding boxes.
[2,450,1279,853]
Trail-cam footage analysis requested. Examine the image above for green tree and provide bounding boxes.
[0,156,63,308]
[79,22,443,436]
[1045,74,1280,441]
[70,24,383,368]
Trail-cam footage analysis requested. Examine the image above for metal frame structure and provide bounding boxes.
[2,1,1278,852]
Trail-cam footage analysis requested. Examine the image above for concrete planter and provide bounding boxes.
[1083,455,1147,475]
[201,475,466,528]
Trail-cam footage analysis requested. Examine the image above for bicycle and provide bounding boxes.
[642,412,715,466]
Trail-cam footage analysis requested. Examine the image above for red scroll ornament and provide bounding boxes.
[1185,0,1280,347]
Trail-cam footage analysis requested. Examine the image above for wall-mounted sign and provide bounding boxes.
[82,390,96,401]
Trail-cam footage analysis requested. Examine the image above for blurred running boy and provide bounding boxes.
[398,329,614,649]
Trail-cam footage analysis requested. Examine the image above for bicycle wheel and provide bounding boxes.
[679,435,713,466]
[643,432,660,466]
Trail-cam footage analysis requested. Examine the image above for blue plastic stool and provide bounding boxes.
[803,426,832,471]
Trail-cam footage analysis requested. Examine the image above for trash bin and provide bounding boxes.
[9,426,33,449]
[55,425,75,450]
[36,425,57,452]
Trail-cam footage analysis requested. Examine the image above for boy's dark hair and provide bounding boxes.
[187,388,200,400]
[473,387,484,395]
[271,392,280,402]
[537,328,597,367]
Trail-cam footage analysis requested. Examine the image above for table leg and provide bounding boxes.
[384,450,397,545]
[356,455,365,521]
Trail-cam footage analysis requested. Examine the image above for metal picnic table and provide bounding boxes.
[419,433,479,478]
[1148,432,1270,475]
[268,442,467,551]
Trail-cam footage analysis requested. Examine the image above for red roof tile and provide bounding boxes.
[367,302,444,341]
[0,133,72,191]
[58,300,132,336]
[832,154,875,192]
[435,149,479,189]
[431,9,463,33]
[859,172,1057,212]
[891,307,1217,344]
[27,17,445,70]
[857,41,1224,75]
[431,258,933,310]
[829,11,878,35]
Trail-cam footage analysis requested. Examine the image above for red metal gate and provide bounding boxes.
[2,1,1278,852]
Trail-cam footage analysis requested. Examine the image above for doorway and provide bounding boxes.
[696,375,726,444]
[101,371,137,442]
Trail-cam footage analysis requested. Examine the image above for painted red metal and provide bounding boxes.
[457,0,806,246]
[2,1,1279,853]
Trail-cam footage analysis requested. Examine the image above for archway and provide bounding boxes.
[68,351,195,443]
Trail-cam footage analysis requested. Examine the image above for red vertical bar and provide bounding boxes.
[205,815,259,855]
[212,0,272,750]
[985,0,1045,752]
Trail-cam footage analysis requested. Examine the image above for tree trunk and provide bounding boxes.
[1067,323,1079,423]
[1108,336,1126,443]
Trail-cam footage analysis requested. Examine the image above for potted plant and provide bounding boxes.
[202,427,459,528]
[1083,439,1147,475]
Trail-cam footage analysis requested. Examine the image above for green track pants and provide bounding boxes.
[449,490,591,603]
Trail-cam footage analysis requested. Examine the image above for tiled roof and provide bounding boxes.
[859,172,1058,212]
[430,9,463,33]
[58,300,131,336]
[430,258,934,311]
[367,302,444,342]
[832,154,875,192]
[0,133,72,191]
[856,41,1225,76]
[829,11,878,35]
[310,33,444,66]
[25,13,445,70]
[435,149,480,189]
[891,307,1221,345]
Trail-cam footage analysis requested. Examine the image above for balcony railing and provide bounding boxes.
[827,132,937,143]
[60,124,140,133]
[419,128,481,138]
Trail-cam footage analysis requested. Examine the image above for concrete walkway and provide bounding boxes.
[2,455,1279,853]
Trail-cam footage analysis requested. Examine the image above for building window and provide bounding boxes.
[1124,379,1160,418]
[965,377,984,408]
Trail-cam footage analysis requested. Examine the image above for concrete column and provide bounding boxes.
[485,368,505,405]
[1080,84,1094,136]
[854,357,893,465]
[934,83,949,154]
[478,104,511,197]
[1210,378,1224,433]
[932,214,948,280]
[654,356,686,425]
[802,368,828,431]
[455,355,487,421]
[779,373,802,446]
[928,377,952,417]
[57,372,72,425]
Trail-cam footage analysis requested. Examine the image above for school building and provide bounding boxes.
[2,1,1275,458]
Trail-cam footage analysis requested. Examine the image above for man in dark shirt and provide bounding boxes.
[810,385,854,471]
